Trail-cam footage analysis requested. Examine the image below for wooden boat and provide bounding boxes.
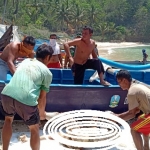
[1,58,150,120]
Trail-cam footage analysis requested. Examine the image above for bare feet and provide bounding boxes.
[100,80,111,86]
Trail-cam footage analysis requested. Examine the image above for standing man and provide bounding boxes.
[0,36,35,81]
[47,34,62,68]
[63,26,110,86]
[142,49,148,64]
[0,44,53,150]
[115,70,150,150]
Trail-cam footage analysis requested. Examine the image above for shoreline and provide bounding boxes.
[96,42,150,50]
[96,42,150,61]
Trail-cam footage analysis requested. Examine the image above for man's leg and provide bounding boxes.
[143,134,149,150]
[2,116,14,150]
[0,95,16,150]
[85,59,110,86]
[131,129,143,150]
[74,64,85,84]
[28,124,40,150]
[14,100,40,150]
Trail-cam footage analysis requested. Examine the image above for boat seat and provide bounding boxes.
[61,69,74,84]
[83,69,95,84]
[50,69,62,84]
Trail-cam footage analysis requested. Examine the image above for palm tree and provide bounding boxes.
[70,3,86,32]
[86,4,99,27]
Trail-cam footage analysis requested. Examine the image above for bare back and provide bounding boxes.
[0,42,20,62]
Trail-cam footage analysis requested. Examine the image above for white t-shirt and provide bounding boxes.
[48,42,61,55]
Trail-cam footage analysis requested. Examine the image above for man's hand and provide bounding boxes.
[69,56,74,66]
[39,111,46,120]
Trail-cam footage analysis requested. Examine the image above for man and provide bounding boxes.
[47,34,62,68]
[142,49,148,64]
[63,26,109,86]
[0,44,53,150]
[64,33,81,68]
[0,36,35,81]
[115,70,150,150]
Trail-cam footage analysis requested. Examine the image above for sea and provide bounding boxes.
[97,42,150,61]
[34,39,150,61]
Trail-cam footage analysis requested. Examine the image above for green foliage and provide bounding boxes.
[0,0,150,42]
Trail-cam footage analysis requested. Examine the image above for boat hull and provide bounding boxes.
[0,82,128,120]
[1,67,150,120]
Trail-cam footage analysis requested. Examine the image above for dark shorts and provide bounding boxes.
[71,58,104,84]
[0,94,40,126]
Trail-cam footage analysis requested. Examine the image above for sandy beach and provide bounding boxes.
[0,42,148,150]
[96,42,150,61]
[0,119,137,150]
[0,42,146,150]
[0,120,29,150]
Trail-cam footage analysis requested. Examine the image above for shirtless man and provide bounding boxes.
[64,34,81,68]
[0,36,35,80]
[47,34,62,68]
[64,26,109,86]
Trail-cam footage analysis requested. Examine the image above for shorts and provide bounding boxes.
[131,114,150,135]
[72,59,104,84]
[0,58,9,81]
[0,94,40,126]
[47,62,61,68]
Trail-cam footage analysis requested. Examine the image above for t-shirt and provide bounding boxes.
[48,42,61,55]
[1,58,52,106]
[127,82,150,114]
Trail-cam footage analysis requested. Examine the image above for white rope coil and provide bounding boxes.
[43,110,130,149]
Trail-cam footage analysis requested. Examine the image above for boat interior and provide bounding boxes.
[4,68,150,86]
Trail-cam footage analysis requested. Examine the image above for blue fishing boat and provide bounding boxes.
[1,57,150,120]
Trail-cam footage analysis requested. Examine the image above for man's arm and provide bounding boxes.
[7,49,17,74]
[63,39,79,57]
[38,90,47,120]
[115,107,140,121]
[92,49,98,58]
[58,54,62,66]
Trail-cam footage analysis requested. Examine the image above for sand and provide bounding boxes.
[0,119,137,150]
[0,42,145,149]
[0,120,29,150]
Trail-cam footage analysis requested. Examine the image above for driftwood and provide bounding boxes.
[0,24,13,51]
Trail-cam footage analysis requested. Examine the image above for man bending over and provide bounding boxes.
[0,44,53,150]
[0,36,35,81]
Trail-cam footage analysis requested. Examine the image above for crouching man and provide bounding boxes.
[114,70,150,150]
